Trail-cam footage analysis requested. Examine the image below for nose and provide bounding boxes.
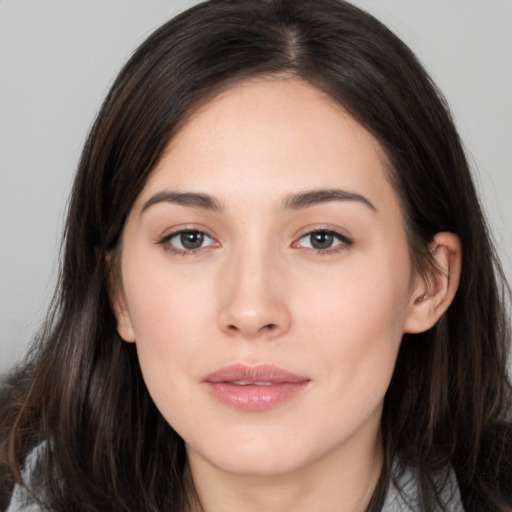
[217,249,291,340]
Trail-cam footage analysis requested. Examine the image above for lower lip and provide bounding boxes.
[204,381,309,411]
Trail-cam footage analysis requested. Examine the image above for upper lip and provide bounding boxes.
[204,364,310,384]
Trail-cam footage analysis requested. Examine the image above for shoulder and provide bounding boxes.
[4,444,46,512]
[383,461,464,511]
[6,485,43,512]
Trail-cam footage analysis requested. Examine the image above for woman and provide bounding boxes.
[1,0,511,510]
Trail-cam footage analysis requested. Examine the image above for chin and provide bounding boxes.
[186,429,314,477]
[210,452,308,477]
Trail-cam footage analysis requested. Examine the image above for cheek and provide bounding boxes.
[122,269,218,428]
[121,256,218,388]
[123,251,213,335]
[294,256,411,396]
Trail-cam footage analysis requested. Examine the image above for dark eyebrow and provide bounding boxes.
[141,191,223,214]
[282,188,377,212]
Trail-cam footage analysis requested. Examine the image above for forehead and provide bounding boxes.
[137,76,396,213]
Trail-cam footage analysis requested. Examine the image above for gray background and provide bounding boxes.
[1,0,511,374]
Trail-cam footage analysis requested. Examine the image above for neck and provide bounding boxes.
[185,430,383,512]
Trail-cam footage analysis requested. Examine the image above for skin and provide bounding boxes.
[113,77,461,512]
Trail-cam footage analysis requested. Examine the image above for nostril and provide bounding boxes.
[226,323,278,335]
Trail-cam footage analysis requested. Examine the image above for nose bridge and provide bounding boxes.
[217,238,290,339]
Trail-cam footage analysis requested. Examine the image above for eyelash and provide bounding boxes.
[293,229,353,255]
[157,229,217,256]
[157,228,353,256]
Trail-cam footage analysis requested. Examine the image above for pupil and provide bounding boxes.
[311,232,333,249]
[180,232,204,249]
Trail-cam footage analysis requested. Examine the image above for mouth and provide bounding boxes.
[203,364,310,411]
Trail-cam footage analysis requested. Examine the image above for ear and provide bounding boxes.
[404,232,462,333]
[112,288,136,343]
[107,252,136,343]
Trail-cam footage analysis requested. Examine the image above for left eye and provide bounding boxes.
[295,230,350,250]
[165,230,215,251]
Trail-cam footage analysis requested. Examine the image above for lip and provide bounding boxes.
[203,364,310,411]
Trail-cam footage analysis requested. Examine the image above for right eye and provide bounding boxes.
[160,230,216,253]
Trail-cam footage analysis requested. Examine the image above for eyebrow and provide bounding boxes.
[141,187,376,215]
[141,191,223,214]
[282,189,377,212]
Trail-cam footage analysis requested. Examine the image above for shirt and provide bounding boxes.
[7,455,464,511]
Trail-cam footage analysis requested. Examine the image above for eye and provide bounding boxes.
[160,230,216,253]
[294,229,352,252]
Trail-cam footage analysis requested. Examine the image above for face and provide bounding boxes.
[114,77,426,478]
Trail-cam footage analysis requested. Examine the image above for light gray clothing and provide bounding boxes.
[382,463,464,511]
[7,454,464,511]
[6,486,40,512]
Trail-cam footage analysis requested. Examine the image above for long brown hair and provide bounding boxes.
[1,1,511,510]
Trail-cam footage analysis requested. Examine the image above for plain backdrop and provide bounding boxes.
[1,0,511,375]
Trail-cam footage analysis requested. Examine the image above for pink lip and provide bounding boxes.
[203,364,310,411]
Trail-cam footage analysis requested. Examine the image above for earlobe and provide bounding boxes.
[114,294,136,343]
[404,232,462,334]
[107,252,136,343]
